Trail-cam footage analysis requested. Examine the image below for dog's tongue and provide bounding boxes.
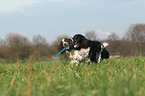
[66,46,70,49]
[74,45,77,48]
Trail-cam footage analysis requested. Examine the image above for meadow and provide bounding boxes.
[0,57,145,96]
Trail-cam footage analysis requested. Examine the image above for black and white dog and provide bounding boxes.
[73,34,109,63]
[58,38,90,65]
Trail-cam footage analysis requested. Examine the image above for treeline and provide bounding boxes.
[0,34,56,62]
[0,24,145,62]
[106,24,145,57]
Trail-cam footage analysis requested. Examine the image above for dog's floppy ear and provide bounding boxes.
[58,41,65,54]
[81,35,89,47]
[66,38,73,49]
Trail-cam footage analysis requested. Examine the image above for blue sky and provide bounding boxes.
[0,0,145,43]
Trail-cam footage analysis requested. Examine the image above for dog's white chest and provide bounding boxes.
[69,47,90,64]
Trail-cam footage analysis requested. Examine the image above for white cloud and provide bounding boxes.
[0,0,44,14]
[96,29,111,35]
[1,0,145,15]
[0,0,93,15]
[43,0,92,9]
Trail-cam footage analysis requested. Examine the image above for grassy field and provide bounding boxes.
[0,57,145,96]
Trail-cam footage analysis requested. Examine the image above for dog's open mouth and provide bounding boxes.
[66,46,70,49]
[63,43,70,49]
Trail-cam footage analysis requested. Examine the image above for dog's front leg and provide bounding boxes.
[89,48,97,62]
[98,52,101,63]
[71,59,79,66]
[66,51,73,58]
[98,45,104,63]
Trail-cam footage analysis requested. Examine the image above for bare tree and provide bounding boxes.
[107,33,120,56]
[5,33,31,61]
[33,35,48,46]
[32,35,49,59]
[0,39,7,59]
[125,24,145,56]
[108,32,119,41]
[85,31,97,40]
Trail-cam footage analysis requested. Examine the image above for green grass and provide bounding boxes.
[0,57,145,96]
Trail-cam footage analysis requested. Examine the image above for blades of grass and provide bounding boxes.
[27,58,32,96]
[9,58,19,90]
[43,64,56,85]
[27,73,31,96]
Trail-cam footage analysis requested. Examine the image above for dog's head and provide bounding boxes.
[72,34,87,49]
[58,38,74,53]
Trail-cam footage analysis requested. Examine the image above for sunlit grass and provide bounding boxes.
[0,57,145,96]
